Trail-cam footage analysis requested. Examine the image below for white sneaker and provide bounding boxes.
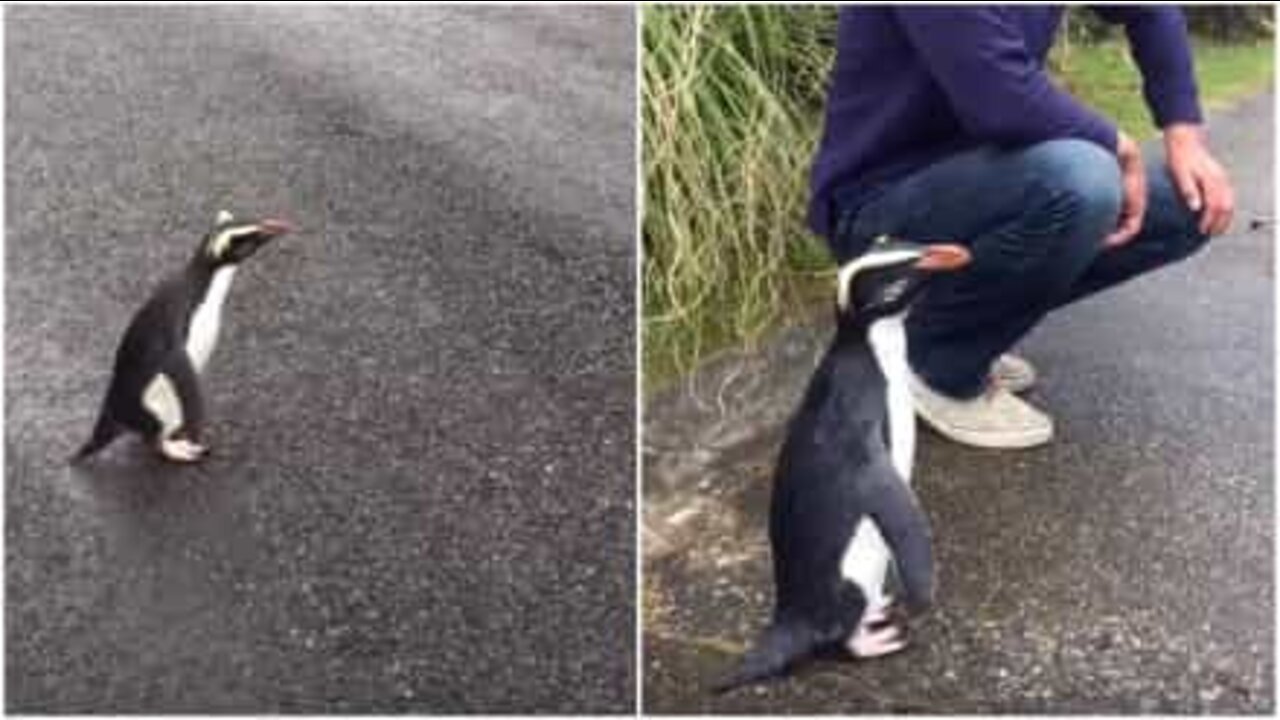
[909,372,1053,449]
[991,354,1037,394]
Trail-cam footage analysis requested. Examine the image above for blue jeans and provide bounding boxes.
[830,139,1211,398]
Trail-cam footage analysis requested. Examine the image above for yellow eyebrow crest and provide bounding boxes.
[207,226,255,258]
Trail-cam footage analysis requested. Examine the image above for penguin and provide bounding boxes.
[71,210,292,464]
[715,237,971,692]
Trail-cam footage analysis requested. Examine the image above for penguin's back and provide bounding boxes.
[106,273,200,401]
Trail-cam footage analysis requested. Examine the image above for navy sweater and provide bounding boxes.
[808,6,1202,239]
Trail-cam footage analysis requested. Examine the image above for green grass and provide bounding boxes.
[642,6,834,388]
[1052,39,1274,139]
[643,8,1273,391]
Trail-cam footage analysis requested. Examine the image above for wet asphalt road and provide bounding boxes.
[7,6,634,713]
[644,92,1273,713]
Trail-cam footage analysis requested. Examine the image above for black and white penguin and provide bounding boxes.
[71,210,292,464]
[715,237,971,692]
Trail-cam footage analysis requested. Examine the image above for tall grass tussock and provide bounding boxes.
[642,6,836,387]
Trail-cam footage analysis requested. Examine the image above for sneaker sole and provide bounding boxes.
[993,376,1035,395]
[914,409,1053,449]
[991,355,1036,394]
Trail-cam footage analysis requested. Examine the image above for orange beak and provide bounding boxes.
[258,218,294,237]
[914,243,971,272]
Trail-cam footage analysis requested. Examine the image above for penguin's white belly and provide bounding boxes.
[841,518,889,608]
[142,372,183,432]
[868,317,914,482]
[839,316,915,606]
[186,267,236,373]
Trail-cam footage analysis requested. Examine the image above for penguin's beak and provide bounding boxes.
[914,243,970,272]
[257,219,293,238]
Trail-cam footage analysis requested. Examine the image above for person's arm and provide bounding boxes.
[1091,7,1202,127]
[895,8,1146,245]
[1094,6,1233,235]
[893,7,1118,152]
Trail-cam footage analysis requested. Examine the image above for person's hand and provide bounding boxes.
[1105,131,1147,248]
[1164,123,1234,236]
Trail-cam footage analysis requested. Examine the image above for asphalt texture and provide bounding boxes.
[7,6,635,714]
[643,92,1274,713]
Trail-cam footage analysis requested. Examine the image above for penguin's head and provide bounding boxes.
[836,236,971,326]
[200,210,292,266]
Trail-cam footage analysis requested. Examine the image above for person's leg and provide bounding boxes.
[833,139,1122,399]
[1052,151,1211,308]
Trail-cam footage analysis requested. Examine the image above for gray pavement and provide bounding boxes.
[7,6,634,713]
[643,92,1274,713]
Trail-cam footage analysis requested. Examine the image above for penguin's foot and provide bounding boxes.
[847,620,907,658]
[862,601,893,627]
[159,438,209,463]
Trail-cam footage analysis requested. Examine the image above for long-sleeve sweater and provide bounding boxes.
[808,6,1202,239]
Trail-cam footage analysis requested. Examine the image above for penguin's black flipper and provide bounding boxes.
[163,351,205,441]
[70,410,122,463]
[862,464,935,613]
[713,620,819,694]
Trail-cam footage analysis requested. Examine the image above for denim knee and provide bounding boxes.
[1024,139,1123,241]
[967,139,1122,276]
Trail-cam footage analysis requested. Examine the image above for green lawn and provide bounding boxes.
[1054,40,1274,139]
